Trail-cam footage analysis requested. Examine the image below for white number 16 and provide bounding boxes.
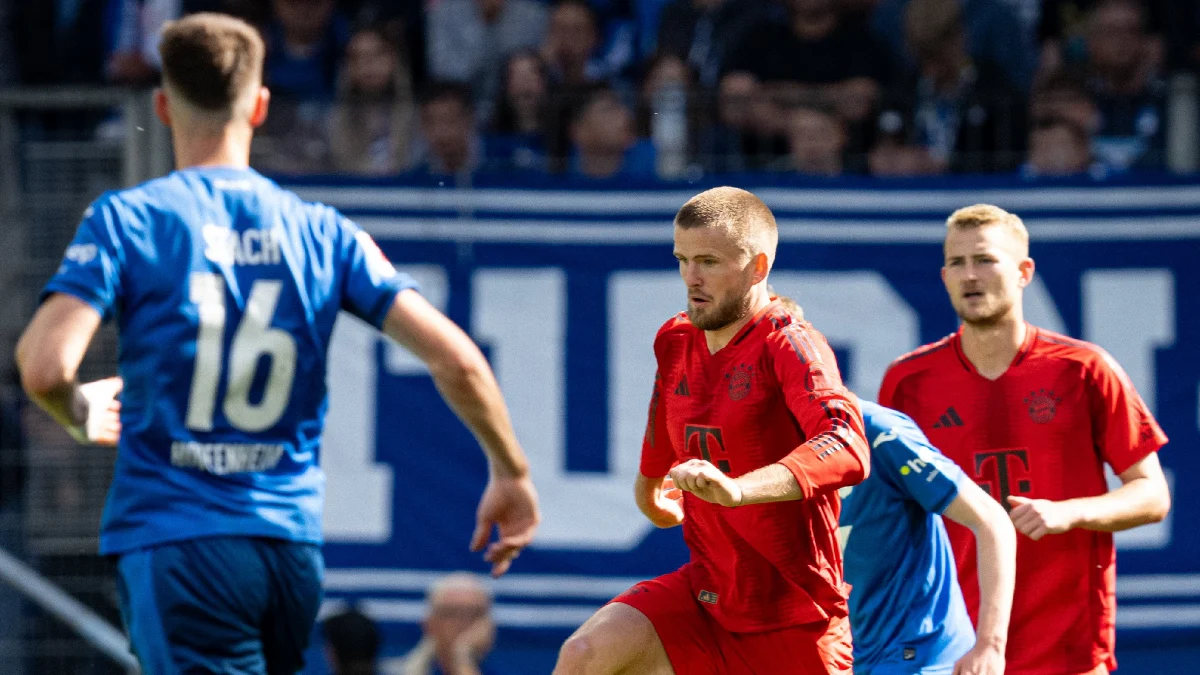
[185,272,298,433]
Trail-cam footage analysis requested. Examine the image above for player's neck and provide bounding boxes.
[959,315,1027,380]
[171,127,252,171]
[704,288,771,354]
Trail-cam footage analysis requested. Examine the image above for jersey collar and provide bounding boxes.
[951,321,1038,378]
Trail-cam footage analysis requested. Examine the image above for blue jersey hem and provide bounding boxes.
[101,525,322,557]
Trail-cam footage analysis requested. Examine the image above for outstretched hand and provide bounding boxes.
[470,473,540,577]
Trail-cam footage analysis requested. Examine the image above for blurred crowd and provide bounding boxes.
[2,0,1199,179]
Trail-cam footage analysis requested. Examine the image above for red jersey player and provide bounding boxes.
[879,204,1171,675]
[553,187,870,675]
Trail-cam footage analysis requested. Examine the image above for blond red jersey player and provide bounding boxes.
[880,204,1171,675]
[554,187,870,675]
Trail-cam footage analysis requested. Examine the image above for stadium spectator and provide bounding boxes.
[425,0,547,122]
[1030,72,1100,137]
[1037,0,1164,81]
[10,0,116,85]
[777,101,849,176]
[867,137,945,176]
[413,82,484,177]
[568,87,655,179]
[324,607,382,675]
[329,24,416,175]
[654,0,776,88]
[541,0,607,89]
[105,0,229,86]
[696,73,786,172]
[1022,116,1101,177]
[396,573,502,675]
[872,0,1027,173]
[722,0,890,124]
[637,54,700,176]
[263,0,352,101]
[1074,0,1167,171]
[487,50,551,172]
[869,0,1037,92]
[1164,0,1200,72]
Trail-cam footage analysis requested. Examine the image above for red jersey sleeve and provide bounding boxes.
[1087,349,1169,474]
[639,368,675,477]
[768,323,871,499]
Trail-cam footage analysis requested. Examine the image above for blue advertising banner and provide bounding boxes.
[287,179,1200,646]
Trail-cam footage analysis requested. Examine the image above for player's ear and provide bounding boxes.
[153,88,171,128]
[249,87,270,129]
[752,252,769,284]
[1017,257,1035,288]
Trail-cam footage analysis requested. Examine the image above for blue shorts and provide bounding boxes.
[115,536,323,675]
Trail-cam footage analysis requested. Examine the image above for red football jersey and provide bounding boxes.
[640,301,870,633]
[879,324,1168,675]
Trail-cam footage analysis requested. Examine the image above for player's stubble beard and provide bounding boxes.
[687,286,755,331]
[954,291,1016,329]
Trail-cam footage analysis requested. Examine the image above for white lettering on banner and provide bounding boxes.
[1084,270,1175,550]
[1023,276,1068,335]
[767,272,919,396]
[323,265,448,542]
[1083,270,1174,414]
[475,269,652,550]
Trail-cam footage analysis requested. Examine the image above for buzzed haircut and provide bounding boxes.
[946,204,1030,257]
[675,187,779,267]
[158,13,264,115]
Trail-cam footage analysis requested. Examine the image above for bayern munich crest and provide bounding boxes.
[726,364,754,401]
[1024,388,1062,424]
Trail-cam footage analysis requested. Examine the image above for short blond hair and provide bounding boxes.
[675,187,779,268]
[946,204,1030,257]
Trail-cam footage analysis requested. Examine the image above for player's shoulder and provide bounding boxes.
[882,333,958,385]
[1031,326,1109,364]
[1031,326,1129,382]
[655,312,694,340]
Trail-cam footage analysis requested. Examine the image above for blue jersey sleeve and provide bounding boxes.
[41,196,126,319]
[336,215,419,327]
[869,423,966,515]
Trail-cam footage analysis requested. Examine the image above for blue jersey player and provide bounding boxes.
[840,400,1015,675]
[15,13,539,675]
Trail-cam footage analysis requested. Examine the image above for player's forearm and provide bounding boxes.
[777,427,869,499]
[734,463,804,504]
[1064,477,1171,532]
[21,378,87,434]
[427,352,529,478]
[15,344,86,432]
[972,501,1016,651]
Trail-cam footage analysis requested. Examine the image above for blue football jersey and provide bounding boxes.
[42,166,417,555]
[839,401,975,674]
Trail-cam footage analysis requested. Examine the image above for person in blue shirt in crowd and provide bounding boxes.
[778,297,1016,675]
[14,13,539,675]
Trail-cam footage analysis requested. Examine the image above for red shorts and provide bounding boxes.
[612,563,852,675]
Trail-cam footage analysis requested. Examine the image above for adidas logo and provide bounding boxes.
[932,407,964,429]
[675,376,690,397]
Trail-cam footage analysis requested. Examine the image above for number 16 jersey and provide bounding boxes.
[42,167,417,555]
